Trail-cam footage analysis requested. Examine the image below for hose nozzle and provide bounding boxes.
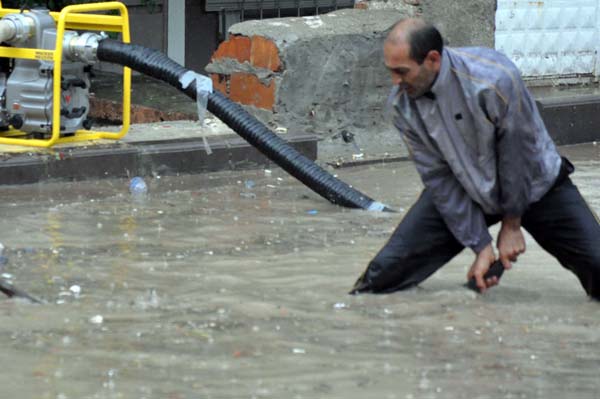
[63,32,106,65]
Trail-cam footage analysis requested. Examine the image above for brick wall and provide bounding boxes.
[209,35,281,110]
[205,9,408,138]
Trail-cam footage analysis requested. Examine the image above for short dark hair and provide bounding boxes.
[408,24,444,64]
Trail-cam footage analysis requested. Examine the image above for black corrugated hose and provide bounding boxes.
[96,39,392,212]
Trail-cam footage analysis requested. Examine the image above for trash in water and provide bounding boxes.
[244,180,255,189]
[69,285,81,297]
[264,169,272,177]
[307,210,318,215]
[89,315,104,324]
[134,288,160,310]
[333,302,348,309]
[240,192,257,199]
[129,177,148,195]
[292,348,306,354]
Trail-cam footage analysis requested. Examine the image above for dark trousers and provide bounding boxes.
[351,170,600,299]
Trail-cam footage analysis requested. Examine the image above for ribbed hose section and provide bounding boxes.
[96,39,391,211]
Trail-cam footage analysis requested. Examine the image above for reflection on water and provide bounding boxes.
[1,148,600,398]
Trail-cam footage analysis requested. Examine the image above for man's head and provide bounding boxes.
[384,18,443,99]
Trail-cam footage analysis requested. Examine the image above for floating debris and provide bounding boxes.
[69,285,81,297]
[129,177,148,195]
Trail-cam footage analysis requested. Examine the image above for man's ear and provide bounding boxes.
[425,50,441,70]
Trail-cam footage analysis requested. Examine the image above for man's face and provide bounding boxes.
[384,40,439,99]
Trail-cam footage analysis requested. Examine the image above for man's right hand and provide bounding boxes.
[467,244,498,293]
[497,216,525,270]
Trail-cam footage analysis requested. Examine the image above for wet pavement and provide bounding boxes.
[0,143,599,399]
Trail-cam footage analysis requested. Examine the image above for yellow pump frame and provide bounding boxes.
[0,1,131,148]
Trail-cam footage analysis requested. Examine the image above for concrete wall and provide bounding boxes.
[421,0,495,48]
[356,0,496,47]
[205,2,496,159]
[206,9,408,141]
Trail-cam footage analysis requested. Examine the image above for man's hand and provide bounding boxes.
[497,216,526,269]
[467,244,497,293]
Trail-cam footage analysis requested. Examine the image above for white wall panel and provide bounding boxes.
[495,0,600,79]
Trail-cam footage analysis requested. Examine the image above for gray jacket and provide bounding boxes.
[390,47,562,253]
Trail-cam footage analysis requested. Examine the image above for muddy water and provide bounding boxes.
[1,145,599,399]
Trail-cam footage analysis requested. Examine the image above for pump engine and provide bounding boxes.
[0,8,102,136]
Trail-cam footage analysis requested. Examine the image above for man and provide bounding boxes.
[351,18,600,298]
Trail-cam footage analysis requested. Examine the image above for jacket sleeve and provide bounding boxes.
[400,124,492,253]
[486,72,543,217]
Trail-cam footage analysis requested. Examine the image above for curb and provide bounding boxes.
[0,133,317,185]
[536,95,600,146]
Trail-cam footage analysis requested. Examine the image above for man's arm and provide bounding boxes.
[401,125,492,242]
[403,129,492,251]
[497,216,525,269]
[401,127,497,290]
[487,70,541,267]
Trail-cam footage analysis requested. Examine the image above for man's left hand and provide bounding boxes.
[497,216,526,269]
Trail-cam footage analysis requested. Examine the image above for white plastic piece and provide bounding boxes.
[202,136,213,155]
[367,201,387,212]
[179,71,213,124]
[179,71,195,89]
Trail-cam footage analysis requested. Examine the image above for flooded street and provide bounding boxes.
[1,144,599,399]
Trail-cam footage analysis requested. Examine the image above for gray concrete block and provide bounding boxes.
[420,0,496,47]
[207,9,409,159]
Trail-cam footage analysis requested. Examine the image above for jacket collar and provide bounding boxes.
[430,48,450,97]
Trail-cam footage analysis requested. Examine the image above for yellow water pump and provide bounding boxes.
[0,1,131,147]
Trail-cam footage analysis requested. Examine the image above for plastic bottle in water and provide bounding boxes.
[129,177,148,195]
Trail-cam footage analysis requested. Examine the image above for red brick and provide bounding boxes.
[229,73,276,110]
[211,35,251,63]
[250,36,282,71]
[211,73,229,95]
[89,98,196,123]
